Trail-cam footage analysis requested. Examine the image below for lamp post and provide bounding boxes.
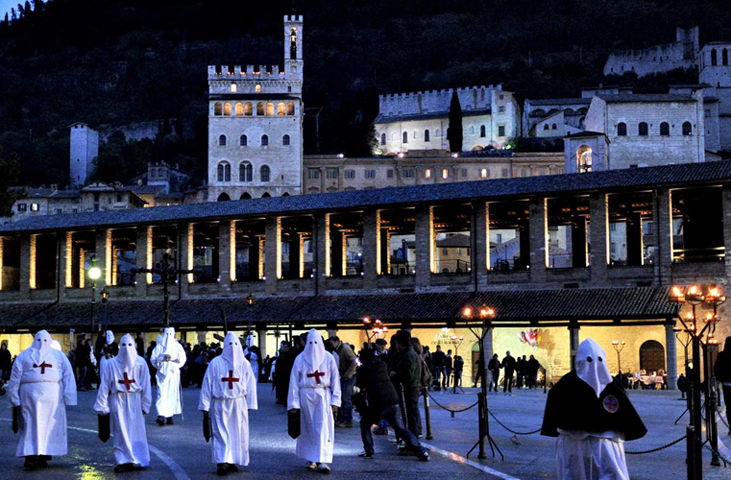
[705,287,725,467]
[611,340,626,374]
[361,317,388,343]
[451,334,464,394]
[101,288,109,333]
[87,257,102,349]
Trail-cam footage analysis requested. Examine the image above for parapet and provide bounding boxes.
[208,65,286,79]
[284,15,303,22]
[378,85,501,101]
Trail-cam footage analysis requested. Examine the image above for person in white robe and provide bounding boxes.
[288,329,342,474]
[99,330,117,377]
[94,334,152,472]
[6,330,77,470]
[199,332,258,475]
[150,327,186,425]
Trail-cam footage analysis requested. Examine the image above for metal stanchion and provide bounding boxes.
[423,390,433,440]
[687,425,697,480]
[477,392,486,459]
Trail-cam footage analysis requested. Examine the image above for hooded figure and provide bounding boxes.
[287,329,342,473]
[6,330,77,469]
[99,330,118,376]
[150,327,187,424]
[541,338,647,480]
[199,332,258,475]
[94,334,152,472]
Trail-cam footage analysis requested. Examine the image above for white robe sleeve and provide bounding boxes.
[6,354,24,407]
[60,351,78,406]
[93,363,112,415]
[244,360,258,411]
[176,343,187,369]
[198,360,214,412]
[287,358,301,410]
[328,354,342,407]
[140,360,152,415]
[150,345,162,368]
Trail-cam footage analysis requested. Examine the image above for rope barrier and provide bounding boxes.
[486,408,542,436]
[426,391,478,413]
[625,435,687,455]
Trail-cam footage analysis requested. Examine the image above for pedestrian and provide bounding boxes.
[501,351,516,393]
[245,343,261,383]
[444,349,453,389]
[146,339,158,387]
[453,355,464,389]
[0,340,12,381]
[6,330,77,470]
[541,338,647,480]
[431,345,446,391]
[356,348,429,461]
[390,331,422,438]
[94,334,151,472]
[288,329,342,474]
[714,336,731,435]
[517,355,528,388]
[199,332,258,476]
[151,327,186,426]
[136,333,145,357]
[528,355,541,389]
[473,352,484,388]
[77,338,94,390]
[488,354,501,392]
[328,336,357,428]
[275,341,294,405]
[98,330,118,377]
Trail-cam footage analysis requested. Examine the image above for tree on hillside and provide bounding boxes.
[0,147,24,218]
[447,91,463,153]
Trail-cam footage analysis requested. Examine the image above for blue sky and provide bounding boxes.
[1,0,27,18]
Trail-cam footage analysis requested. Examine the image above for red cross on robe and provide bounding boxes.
[307,370,325,385]
[118,372,136,391]
[221,370,240,390]
[33,361,52,374]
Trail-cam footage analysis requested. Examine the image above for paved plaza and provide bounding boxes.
[1,384,729,479]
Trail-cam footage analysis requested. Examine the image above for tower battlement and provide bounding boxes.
[207,65,287,79]
[378,85,504,117]
[284,14,303,22]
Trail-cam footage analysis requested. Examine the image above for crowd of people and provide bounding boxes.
[485,352,543,393]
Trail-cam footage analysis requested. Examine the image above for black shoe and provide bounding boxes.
[372,428,387,435]
[227,464,239,472]
[114,463,134,473]
[358,451,374,459]
[166,417,174,425]
[216,464,228,476]
[24,457,39,471]
[397,450,414,456]
[37,458,48,468]
[156,416,165,426]
[418,452,430,462]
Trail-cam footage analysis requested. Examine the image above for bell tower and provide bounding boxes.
[284,15,303,81]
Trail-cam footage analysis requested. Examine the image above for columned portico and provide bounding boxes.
[529,198,548,283]
[415,205,434,289]
[363,209,381,289]
[219,221,236,288]
[95,229,112,289]
[265,217,281,294]
[589,193,609,283]
[315,213,331,292]
[135,226,152,294]
[664,320,679,390]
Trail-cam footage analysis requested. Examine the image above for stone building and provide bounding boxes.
[699,42,731,151]
[374,86,521,154]
[206,15,304,202]
[603,26,699,77]
[70,123,99,187]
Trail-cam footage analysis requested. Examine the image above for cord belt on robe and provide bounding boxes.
[301,384,330,389]
[20,380,61,385]
[212,394,247,400]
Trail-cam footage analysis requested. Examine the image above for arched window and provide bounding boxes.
[617,122,627,136]
[266,103,274,116]
[682,122,692,136]
[235,102,244,116]
[287,102,295,115]
[282,192,290,197]
[424,130,430,142]
[240,192,252,200]
[277,103,286,116]
[260,165,271,182]
[261,134,269,146]
[219,135,227,146]
[240,134,247,146]
[255,84,261,93]
[469,125,475,134]
[244,103,253,116]
[712,48,718,66]
[262,192,271,198]
[290,27,297,59]
[403,131,408,144]
[638,122,649,136]
[257,102,265,116]
[217,193,231,201]
[544,124,549,130]
[660,122,670,136]
[217,162,231,182]
[223,103,232,116]
[577,145,592,173]
[639,340,665,373]
[480,125,486,137]
[230,83,237,93]
[283,134,291,146]
[381,133,386,145]
[551,124,557,130]
[239,162,252,182]
[214,102,223,116]
[724,49,730,66]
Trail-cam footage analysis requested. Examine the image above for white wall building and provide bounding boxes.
[603,27,699,77]
[69,123,99,187]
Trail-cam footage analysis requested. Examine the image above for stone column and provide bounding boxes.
[62,232,73,289]
[319,167,326,193]
[265,216,281,294]
[20,235,34,295]
[331,230,346,277]
[363,209,381,290]
[571,217,587,268]
[315,213,331,292]
[473,201,489,285]
[569,322,580,370]
[219,221,236,288]
[722,186,731,279]
[415,205,434,289]
[179,223,194,287]
[135,226,152,295]
[482,328,494,366]
[380,229,391,275]
[589,194,609,284]
[654,189,673,285]
[0,237,3,291]
[626,213,644,266]
[289,233,303,279]
[529,197,548,283]
[257,237,265,280]
[79,248,85,289]
[257,327,267,358]
[95,229,112,289]
[665,320,679,390]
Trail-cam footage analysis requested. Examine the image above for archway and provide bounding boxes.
[639,340,665,374]
[282,192,290,197]
[576,145,592,173]
[217,193,231,202]
[240,192,252,200]
[262,192,271,198]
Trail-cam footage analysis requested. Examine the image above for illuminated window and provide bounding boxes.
[30,203,39,212]
[290,27,297,59]
[235,102,244,115]
[214,102,222,116]
[223,103,232,116]
[577,145,592,173]
[481,168,488,178]
[244,103,253,116]
[277,103,286,116]
[287,102,295,115]
[442,169,449,179]
[230,83,237,93]
[424,169,432,179]
[255,84,262,93]
[266,103,274,116]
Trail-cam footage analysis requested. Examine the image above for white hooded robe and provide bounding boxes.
[94,334,152,467]
[199,333,258,466]
[150,327,186,418]
[287,329,342,464]
[6,330,77,457]
[99,330,116,377]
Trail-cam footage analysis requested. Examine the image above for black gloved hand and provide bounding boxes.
[12,406,20,433]
[98,414,110,442]
[203,410,212,443]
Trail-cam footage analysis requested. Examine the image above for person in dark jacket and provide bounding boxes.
[356,348,429,461]
[714,336,731,434]
[389,331,421,437]
[516,355,528,388]
[431,345,446,390]
[501,351,516,393]
[0,340,12,381]
[527,355,541,389]
[444,349,453,389]
[487,354,501,392]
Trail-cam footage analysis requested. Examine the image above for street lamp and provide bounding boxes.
[361,317,387,342]
[101,288,109,333]
[611,340,626,374]
[87,257,102,350]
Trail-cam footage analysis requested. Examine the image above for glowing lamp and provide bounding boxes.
[246,293,255,307]
[88,266,102,281]
[362,317,371,325]
[462,307,473,318]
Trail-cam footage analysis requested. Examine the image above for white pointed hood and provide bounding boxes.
[302,329,326,370]
[221,332,244,368]
[161,327,178,354]
[30,330,53,365]
[105,330,115,345]
[116,334,138,370]
[576,338,614,398]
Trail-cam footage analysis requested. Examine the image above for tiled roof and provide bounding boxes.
[598,94,695,103]
[0,287,677,330]
[1,161,731,235]
[374,108,491,124]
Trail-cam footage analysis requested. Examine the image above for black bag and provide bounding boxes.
[12,405,20,433]
[288,409,300,439]
[98,414,110,442]
[203,411,212,443]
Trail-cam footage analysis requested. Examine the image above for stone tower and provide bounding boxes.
[69,122,99,187]
[699,42,731,150]
[207,14,304,201]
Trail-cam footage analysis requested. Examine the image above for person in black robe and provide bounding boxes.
[541,338,646,480]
